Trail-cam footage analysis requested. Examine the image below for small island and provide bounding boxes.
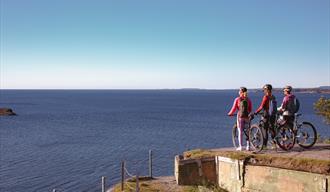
[0,108,17,116]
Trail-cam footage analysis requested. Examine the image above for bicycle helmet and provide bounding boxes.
[263,84,272,91]
[283,85,292,93]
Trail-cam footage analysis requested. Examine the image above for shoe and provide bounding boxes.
[236,147,242,151]
[271,141,276,149]
[246,146,250,151]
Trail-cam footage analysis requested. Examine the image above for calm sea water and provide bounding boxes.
[0,90,329,192]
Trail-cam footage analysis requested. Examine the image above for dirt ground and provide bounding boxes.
[108,176,208,192]
[211,143,330,161]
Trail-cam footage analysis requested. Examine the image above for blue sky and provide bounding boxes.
[0,0,329,89]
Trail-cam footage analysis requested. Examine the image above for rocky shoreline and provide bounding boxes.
[0,108,16,116]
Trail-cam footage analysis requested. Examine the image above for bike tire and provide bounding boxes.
[276,124,296,151]
[232,124,239,148]
[249,124,264,152]
[297,122,317,148]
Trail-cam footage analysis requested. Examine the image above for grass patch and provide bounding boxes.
[317,135,330,144]
[182,185,228,192]
[112,180,160,192]
[184,149,251,160]
[112,177,229,192]
[183,149,330,175]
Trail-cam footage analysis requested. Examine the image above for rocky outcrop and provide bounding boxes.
[0,108,17,116]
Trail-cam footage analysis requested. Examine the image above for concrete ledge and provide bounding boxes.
[243,165,329,192]
[174,155,217,185]
[175,148,330,192]
[215,156,330,192]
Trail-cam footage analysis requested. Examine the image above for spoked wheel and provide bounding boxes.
[249,124,264,152]
[232,124,239,148]
[296,122,317,148]
[276,124,296,151]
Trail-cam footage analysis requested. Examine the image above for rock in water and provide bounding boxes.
[0,108,17,116]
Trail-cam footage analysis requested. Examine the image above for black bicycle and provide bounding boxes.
[293,113,317,148]
[253,113,317,151]
[252,113,295,151]
[231,114,264,152]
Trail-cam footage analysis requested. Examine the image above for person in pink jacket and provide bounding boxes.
[228,87,252,151]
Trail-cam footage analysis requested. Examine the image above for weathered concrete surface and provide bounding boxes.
[177,144,330,192]
[243,165,329,192]
[216,157,244,192]
[215,156,330,192]
[175,155,217,185]
[0,108,16,116]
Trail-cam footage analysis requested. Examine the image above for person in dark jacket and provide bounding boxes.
[255,84,277,146]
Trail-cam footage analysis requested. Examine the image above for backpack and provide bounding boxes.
[293,97,300,113]
[239,97,249,118]
[287,96,300,114]
[268,95,277,116]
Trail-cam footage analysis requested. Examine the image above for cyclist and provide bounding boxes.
[278,85,299,127]
[255,84,277,147]
[228,87,252,151]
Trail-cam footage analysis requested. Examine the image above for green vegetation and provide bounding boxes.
[183,149,330,175]
[184,149,251,160]
[314,96,330,124]
[316,134,330,144]
[112,178,228,192]
[183,185,228,192]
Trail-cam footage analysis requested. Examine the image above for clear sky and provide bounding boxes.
[0,0,329,89]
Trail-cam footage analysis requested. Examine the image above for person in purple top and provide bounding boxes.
[278,85,299,126]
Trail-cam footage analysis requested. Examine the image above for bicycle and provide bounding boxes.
[253,113,317,151]
[252,113,296,151]
[231,114,264,152]
[293,113,317,148]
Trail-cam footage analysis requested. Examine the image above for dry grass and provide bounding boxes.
[183,149,330,175]
[111,177,228,192]
[183,149,251,160]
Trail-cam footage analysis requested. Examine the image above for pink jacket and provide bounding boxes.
[228,96,252,117]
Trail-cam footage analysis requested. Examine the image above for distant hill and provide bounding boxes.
[319,86,330,90]
[268,86,330,94]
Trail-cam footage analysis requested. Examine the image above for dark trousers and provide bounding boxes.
[262,115,276,146]
[283,115,295,128]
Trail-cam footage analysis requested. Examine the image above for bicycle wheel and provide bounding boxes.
[232,124,239,148]
[296,122,317,148]
[276,124,296,151]
[249,124,264,152]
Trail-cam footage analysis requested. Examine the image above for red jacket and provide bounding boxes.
[255,95,270,114]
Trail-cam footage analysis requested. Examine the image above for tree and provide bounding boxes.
[314,97,330,124]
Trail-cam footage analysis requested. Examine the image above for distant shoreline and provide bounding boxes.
[0,87,329,93]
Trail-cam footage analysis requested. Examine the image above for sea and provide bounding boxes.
[0,90,329,192]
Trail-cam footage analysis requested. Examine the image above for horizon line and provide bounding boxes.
[0,86,328,91]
